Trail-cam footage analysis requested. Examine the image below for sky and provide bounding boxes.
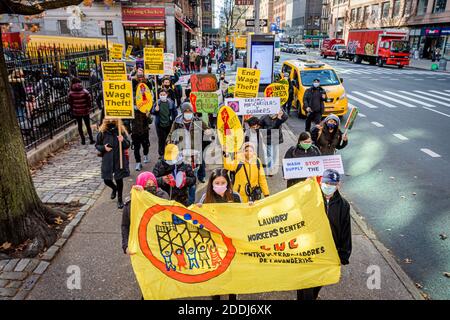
[215,0,224,28]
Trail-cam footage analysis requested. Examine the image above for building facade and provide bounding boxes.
[259,0,275,33]
[273,0,287,31]
[285,0,323,42]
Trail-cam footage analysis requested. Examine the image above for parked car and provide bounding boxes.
[292,44,307,54]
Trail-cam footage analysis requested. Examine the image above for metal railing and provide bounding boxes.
[5,44,107,150]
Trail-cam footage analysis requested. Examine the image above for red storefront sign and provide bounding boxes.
[1,32,22,50]
[122,7,165,27]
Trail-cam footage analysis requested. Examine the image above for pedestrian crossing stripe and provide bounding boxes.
[429,90,450,97]
[400,91,450,107]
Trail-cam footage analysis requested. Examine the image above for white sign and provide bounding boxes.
[175,75,191,86]
[224,97,280,116]
[283,155,344,180]
[163,53,175,76]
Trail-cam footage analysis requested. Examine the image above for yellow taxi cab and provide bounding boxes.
[281,59,348,118]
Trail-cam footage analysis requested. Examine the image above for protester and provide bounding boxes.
[303,78,327,132]
[173,67,183,107]
[217,72,229,99]
[297,169,352,300]
[259,110,288,176]
[68,78,94,145]
[121,172,169,255]
[284,132,321,187]
[132,68,152,91]
[183,51,190,74]
[311,114,348,155]
[151,89,178,158]
[9,69,26,120]
[131,106,151,171]
[189,49,197,73]
[161,77,178,107]
[95,119,130,209]
[284,72,294,116]
[195,52,202,72]
[223,142,270,203]
[153,144,196,206]
[197,168,242,204]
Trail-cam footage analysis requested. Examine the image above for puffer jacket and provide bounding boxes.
[223,154,270,203]
[303,86,326,114]
[259,112,289,145]
[283,145,321,187]
[312,126,347,155]
[68,83,91,117]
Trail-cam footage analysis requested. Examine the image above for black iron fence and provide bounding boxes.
[5,44,107,150]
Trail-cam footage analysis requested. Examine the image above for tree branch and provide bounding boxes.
[0,0,83,15]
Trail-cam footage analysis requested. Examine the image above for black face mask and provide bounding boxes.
[145,186,157,195]
[107,123,116,129]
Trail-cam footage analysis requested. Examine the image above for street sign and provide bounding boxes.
[245,19,268,27]
[235,0,254,5]
[270,23,277,32]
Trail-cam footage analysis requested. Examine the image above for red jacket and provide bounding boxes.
[68,83,91,117]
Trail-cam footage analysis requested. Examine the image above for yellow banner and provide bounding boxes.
[103,81,134,119]
[235,36,247,49]
[264,82,289,106]
[144,47,164,75]
[110,43,124,60]
[235,67,260,98]
[101,62,127,81]
[128,179,341,300]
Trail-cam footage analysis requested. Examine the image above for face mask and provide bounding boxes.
[145,185,157,195]
[326,122,337,129]
[313,82,319,88]
[160,96,167,102]
[184,113,193,121]
[220,77,225,80]
[321,183,337,196]
[299,142,312,150]
[213,184,228,195]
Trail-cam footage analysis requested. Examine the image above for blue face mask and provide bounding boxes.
[326,122,337,129]
[321,183,337,196]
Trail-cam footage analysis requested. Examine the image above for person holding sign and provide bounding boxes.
[311,114,348,155]
[303,79,327,132]
[151,89,178,158]
[283,131,321,188]
[223,142,270,203]
[297,169,352,300]
[95,119,131,209]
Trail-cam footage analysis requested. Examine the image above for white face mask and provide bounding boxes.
[313,82,320,88]
[183,113,193,121]
[160,95,167,102]
[321,183,337,196]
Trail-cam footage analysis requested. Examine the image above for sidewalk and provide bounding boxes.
[408,57,449,72]
[0,122,421,300]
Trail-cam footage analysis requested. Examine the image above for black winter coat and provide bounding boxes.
[284,145,321,187]
[323,191,352,265]
[303,86,327,114]
[131,109,151,136]
[152,160,196,206]
[312,126,348,155]
[259,112,288,145]
[95,126,130,180]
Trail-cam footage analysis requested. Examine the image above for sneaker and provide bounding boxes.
[143,155,150,163]
[135,163,142,171]
[110,189,117,200]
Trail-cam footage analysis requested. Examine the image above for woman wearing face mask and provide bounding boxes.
[284,131,321,188]
[121,172,169,256]
[151,89,178,158]
[95,119,131,209]
[312,114,348,155]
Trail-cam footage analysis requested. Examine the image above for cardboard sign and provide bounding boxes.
[110,43,124,60]
[224,97,281,116]
[344,106,359,130]
[125,45,133,58]
[144,47,164,75]
[264,83,289,105]
[190,74,218,92]
[135,82,153,113]
[163,53,175,76]
[216,105,244,153]
[283,155,344,180]
[235,68,260,98]
[190,92,219,114]
[101,62,127,81]
[103,81,134,119]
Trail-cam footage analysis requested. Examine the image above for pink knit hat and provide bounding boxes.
[136,172,158,189]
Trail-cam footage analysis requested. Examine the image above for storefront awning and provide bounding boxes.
[123,21,165,27]
[176,17,194,34]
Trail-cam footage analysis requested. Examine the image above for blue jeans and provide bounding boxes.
[265,144,279,176]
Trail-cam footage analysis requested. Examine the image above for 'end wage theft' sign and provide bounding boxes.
[234,67,260,98]
[283,155,344,179]
[103,81,134,119]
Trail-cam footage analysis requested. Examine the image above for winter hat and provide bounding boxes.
[322,169,341,185]
[136,171,158,189]
[181,102,193,113]
[164,144,180,161]
[324,114,340,127]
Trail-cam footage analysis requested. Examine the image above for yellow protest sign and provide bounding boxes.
[135,82,153,113]
[101,62,127,81]
[235,36,247,49]
[216,105,244,153]
[144,47,164,75]
[103,81,134,119]
[264,82,289,105]
[110,43,124,60]
[125,45,133,58]
[128,179,341,300]
[235,67,260,98]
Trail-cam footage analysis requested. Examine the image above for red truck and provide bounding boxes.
[320,38,346,60]
[346,29,410,68]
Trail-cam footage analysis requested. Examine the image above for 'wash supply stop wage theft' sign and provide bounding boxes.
[283,155,344,180]
[102,62,127,81]
[103,81,134,119]
[234,67,260,98]
[144,47,164,75]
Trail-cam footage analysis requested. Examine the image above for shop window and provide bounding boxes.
[351,8,356,21]
[58,20,70,35]
[382,1,390,18]
[364,6,370,20]
[356,7,362,21]
[371,4,380,20]
[433,0,447,13]
[101,21,113,36]
[403,0,413,16]
[393,0,401,16]
[417,0,429,15]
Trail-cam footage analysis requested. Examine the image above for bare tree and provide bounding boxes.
[220,0,249,51]
[0,0,84,257]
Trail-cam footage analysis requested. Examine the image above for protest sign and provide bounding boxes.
[234,68,260,98]
[283,155,344,180]
[128,179,341,300]
[216,105,244,153]
[135,82,153,113]
[163,53,175,76]
[103,81,134,119]
[190,74,218,92]
[344,106,359,133]
[264,82,289,105]
[144,47,164,75]
[101,62,127,81]
[110,43,124,60]
[125,45,133,58]
[175,75,190,86]
[189,92,219,114]
[224,97,281,116]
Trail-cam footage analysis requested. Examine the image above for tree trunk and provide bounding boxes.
[0,29,58,256]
